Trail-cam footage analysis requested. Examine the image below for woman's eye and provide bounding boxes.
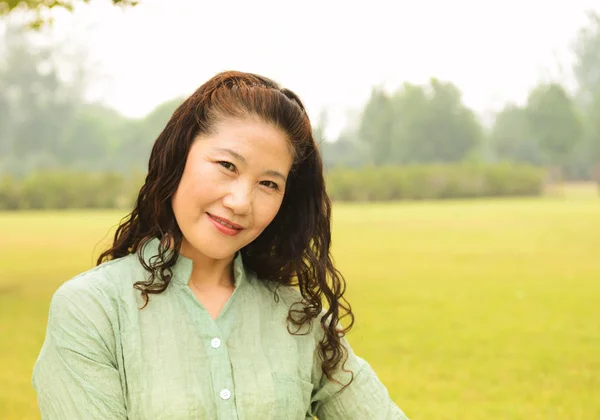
[218,161,236,172]
[260,180,279,190]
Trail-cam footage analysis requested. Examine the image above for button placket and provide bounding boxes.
[177,277,239,417]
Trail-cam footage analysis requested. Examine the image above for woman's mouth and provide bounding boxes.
[207,213,244,236]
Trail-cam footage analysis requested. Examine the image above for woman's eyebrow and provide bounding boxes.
[214,147,246,163]
[263,170,287,182]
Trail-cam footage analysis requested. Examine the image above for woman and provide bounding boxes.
[32,71,409,419]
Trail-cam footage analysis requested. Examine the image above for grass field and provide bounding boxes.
[1,184,599,419]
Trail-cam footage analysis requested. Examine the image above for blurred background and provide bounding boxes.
[0,1,599,419]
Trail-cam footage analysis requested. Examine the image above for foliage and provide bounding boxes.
[572,10,600,189]
[489,104,541,165]
[0,0,137,28]
[0,170,144,210]
[325,163,544,202]
[357,79,483,165]
[0,24,183,177]
[525,83,582,166]
[2,5,600,197]
[0,163,545,210]
[0,23,81,175]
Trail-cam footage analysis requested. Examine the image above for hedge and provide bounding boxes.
[0,163,544,210]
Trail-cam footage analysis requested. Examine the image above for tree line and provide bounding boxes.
[317,11,600,189]
[1,9,600,208]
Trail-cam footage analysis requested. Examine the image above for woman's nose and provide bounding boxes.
[222,182,252,215]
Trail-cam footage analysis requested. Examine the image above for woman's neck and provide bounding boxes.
[179,239,236,290]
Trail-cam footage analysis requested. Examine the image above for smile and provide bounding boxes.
[207,213,244,236]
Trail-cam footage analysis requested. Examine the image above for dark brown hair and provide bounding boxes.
[97,70,354,384]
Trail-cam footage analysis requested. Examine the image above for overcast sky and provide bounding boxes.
[25,0,600,136]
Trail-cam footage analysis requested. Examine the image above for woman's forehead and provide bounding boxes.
[194,119,293,170]
[205,118,293,154]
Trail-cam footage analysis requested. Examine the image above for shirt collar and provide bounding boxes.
[140,237,249,288]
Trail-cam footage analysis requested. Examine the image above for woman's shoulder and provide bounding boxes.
[52,254,143,306]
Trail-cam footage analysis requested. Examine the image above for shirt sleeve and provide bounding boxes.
[32,280,127,420]
[310,334,410,420]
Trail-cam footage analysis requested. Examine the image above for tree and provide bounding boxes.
[321,108,367,169]
[572,10,600,190]
[0,23,81,175]
[390,79,482,164]
[0,0,137,28]
[320,131,367,169]
[357,79,483,165]
[358,87,394,165]
[573,11,600,108]
[0,23,125,175]
[490,104,542,165]
[388,82,428,164]
[0,0,137,14]
[114,97,184,172]
[61,103,126,170]
[526,83,582,183]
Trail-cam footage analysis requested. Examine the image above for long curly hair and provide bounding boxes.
[97,70,354,384]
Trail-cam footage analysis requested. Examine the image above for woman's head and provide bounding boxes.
[172,116,293,262]
[98,70,354,384]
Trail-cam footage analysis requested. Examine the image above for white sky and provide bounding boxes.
[18,0,600,137]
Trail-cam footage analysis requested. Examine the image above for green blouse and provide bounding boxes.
[32,238,409,419]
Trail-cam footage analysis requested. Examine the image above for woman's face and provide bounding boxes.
[171,117,294,262]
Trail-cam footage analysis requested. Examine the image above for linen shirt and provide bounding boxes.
[32,238,409,419]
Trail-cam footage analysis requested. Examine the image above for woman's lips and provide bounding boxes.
[207,213,244,236]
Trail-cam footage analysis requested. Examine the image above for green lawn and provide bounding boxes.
[1,185,599,419]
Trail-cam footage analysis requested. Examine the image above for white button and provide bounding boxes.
[220,389,231,400]
[211,338,221,349]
